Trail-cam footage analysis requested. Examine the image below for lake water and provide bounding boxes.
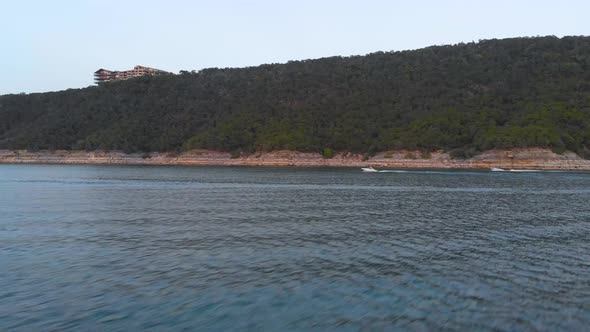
[1,164,590,331]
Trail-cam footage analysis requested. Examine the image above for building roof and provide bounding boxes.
[95,66,169,74]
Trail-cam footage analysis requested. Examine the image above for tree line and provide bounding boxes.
[1,36,589,158]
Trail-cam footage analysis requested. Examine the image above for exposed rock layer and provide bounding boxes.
[1,148,589,170]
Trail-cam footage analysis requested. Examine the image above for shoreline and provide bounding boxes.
[2,148,590,170]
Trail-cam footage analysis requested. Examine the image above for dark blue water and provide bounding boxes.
[1,165,590,331]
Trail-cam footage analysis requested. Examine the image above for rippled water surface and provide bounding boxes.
[1,165,590,331]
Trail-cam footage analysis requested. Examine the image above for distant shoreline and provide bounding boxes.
[1,148,590,171]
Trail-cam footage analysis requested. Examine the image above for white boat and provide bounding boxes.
[490,167,505,172]
[361,167,379,172]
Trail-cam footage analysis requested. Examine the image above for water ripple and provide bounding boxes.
[1,165,590,330]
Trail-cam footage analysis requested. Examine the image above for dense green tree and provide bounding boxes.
[1,36,590,158]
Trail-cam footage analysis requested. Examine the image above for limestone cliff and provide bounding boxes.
[1,148,589,170]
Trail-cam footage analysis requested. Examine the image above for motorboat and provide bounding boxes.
[361,167,379,172]
[490,167,505,172]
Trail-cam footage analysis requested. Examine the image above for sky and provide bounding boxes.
[1,0,588,94]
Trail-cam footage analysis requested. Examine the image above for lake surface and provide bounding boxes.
[1,165,590,331]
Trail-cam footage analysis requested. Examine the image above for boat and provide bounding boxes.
[361,167,379,172]
[491,167,540,172]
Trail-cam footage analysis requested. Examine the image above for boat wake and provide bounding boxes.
[362,168,470,175]
[491,167,541,172]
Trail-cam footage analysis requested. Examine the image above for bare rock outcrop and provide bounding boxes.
[1,148,589,170]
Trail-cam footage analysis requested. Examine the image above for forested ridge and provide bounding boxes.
[1,36,590,158]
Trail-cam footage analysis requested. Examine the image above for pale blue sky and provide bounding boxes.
[1,0,588,94]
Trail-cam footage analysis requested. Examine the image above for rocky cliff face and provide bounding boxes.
[1,148,589,170]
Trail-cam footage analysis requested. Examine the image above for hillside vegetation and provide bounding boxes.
[1,36,590,158]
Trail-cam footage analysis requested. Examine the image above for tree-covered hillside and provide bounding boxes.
[1,36,590,158]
